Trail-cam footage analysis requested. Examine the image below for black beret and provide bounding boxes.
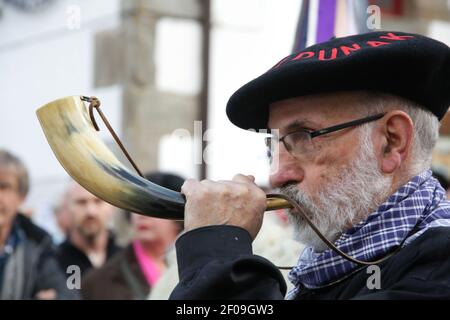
[226,31,450,130]
[144,172,185,192]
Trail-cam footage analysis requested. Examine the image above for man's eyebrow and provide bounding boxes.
[280,119,320,134]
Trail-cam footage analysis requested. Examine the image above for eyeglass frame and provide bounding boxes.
[265,113,386,159]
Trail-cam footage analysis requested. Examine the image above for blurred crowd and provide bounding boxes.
[0,148,302,300]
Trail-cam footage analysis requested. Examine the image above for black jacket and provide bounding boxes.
[81,244,151,300]
[169,225,450,300]
[0,214,79,299]
[57,232,121,277]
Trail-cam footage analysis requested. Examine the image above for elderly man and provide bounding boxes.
[0,149,77,299]
[170,32,450,299]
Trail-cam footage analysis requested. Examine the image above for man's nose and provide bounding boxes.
[269,147,304,188]
[85,201,99,216]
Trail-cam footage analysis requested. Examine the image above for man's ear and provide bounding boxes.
[378,111,414,174]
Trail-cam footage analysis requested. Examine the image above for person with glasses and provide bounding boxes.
[170,32,450,300]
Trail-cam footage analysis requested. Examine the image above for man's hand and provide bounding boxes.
[181,174,267,240]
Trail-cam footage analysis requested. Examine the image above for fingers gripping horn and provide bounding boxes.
[36,96,290,220]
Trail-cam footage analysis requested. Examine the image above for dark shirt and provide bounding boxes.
[0,222,20,289]
[57,233,121,276]
[0,214,78,299]
[170,225,450,300]
[81,244,151,300]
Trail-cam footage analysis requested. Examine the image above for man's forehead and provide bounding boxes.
[68,183,97,200]
[0,168,19,183]
[268,92,360,130]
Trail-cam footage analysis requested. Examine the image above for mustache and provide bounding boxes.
[274,184,300,198]
[274,185,310,205]
[273,185,315,218]
[81,216,100,224]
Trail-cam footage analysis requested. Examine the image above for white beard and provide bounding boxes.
[276,126,393,252]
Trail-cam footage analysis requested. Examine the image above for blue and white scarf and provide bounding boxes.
[288,169,450,297]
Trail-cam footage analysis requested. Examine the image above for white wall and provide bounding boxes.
[0,0,122,239]
[207,0,302,185]
[156,0,302,185]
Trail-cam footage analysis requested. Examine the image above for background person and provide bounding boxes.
[81,172,184,300]
[56,182,120,278]
[0,149,77,299]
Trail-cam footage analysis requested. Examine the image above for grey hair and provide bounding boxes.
[0,149,30,197]
[358,92,440,173]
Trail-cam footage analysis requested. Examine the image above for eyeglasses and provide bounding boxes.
[265,113,386,160]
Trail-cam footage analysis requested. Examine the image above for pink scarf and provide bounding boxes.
[132,240,161,287]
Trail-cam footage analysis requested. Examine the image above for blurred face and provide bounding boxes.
[0,169,24,229]
[55,198,71,236]
[131,214,179,244]
[269,93,392,251]
[66,183,112,241]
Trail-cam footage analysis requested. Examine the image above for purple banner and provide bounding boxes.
[316,0,337,44]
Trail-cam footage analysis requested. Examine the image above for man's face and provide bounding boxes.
[55,198,71,236]
[66,183,112,241]
[268,92,392,250]
[0,169,23,229]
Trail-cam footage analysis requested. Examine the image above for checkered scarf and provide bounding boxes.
[288,169,450,296]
